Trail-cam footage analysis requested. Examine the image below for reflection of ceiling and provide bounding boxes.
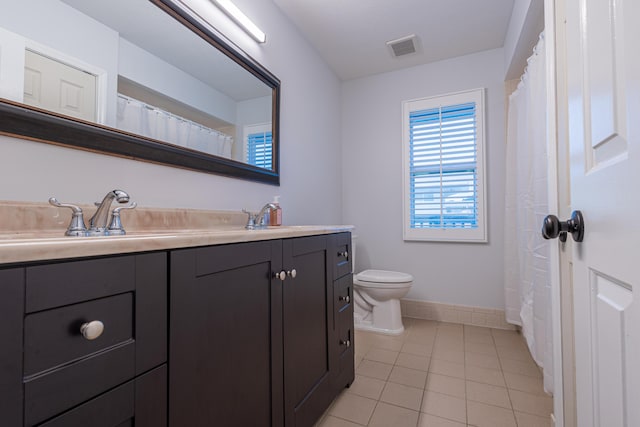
[61,0,271,101]
[273,0,516,81]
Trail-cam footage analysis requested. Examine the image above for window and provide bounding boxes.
[244,123,272,169]
[402,89,487,242]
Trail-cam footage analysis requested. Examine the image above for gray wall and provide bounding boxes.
[341,48,506,309]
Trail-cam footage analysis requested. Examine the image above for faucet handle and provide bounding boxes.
[242,209,257,230]
[49,197,87,237]
[107,202,137,235]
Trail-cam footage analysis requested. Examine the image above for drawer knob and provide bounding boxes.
[339,295,350,303]
[340,339,351,348]
[287,269,297,278]
[80,320,105,340]
[273,270,286,281]
[338,251,348,258]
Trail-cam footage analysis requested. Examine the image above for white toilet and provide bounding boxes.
[351,237,413,335]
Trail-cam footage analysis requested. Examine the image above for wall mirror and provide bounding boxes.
[0,0,280,184]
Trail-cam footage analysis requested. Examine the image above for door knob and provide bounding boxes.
[542,210,584,242]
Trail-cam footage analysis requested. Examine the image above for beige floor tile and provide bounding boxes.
[369,334,406,352]
[328,392,377,425]
[368,402,420,427]
[396,352,430,372]
[426,373,466,398]
[508,389,553,417]
[497,345,534,363]
[402,342,433,357]
[438,323,464,334]
[421,391,467,423]
[503,371,546,395]
[357,359,393,381]
[514,411,551,427]
[465,381,511,409]
[429,359,465,379]
[365,348,399,364]
[493,333,528,349]
[499,357,542,378]
[380,382,424,411]
[465,342,497,356]
[466,400,517,427]
[406,331,437,344]
[465,351,501,370]
[410,319,440,330]
[417,413,466,427]
[389,365,428,389]
[347,375,387,400]
[431,348,465,364]
[464,333,495,345]
[465,365,505,387]
[315,415,363,427]
[434,340,464,353]
[464,325,492,336]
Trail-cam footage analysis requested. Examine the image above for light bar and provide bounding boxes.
[210,0,266,43]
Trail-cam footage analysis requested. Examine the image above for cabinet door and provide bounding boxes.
[169,241,284,427]
[0,268,24,427]
[282,235,333,427]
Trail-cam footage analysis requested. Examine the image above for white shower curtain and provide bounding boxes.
[116,95,233,158]
[504,33,554,393]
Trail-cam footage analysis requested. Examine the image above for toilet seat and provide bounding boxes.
[355,269,413,288]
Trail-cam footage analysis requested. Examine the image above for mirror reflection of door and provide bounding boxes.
[23,49,97,122]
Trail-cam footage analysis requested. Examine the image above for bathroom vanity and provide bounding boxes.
[0,213,353,427]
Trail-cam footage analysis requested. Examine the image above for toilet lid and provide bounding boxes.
[355,269,414,284]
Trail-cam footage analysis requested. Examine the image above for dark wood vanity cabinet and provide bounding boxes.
[169,232,354,427]
[0,231,352,427]
[0,253,168,427]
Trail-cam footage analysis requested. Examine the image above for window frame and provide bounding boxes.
[402,88,487,243]
[243,123,273,169]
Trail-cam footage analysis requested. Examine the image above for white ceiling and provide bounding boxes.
[273,0,516,81]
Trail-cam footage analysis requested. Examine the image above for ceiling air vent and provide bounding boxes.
[386,34,419,58]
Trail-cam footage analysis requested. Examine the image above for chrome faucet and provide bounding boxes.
[242,203,276,229]
[88,190,130,235]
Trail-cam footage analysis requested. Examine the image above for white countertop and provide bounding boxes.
[0,225,353,264]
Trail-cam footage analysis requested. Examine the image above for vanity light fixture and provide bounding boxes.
[210,0,266,43]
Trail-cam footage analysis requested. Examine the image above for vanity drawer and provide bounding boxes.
[332,232,351,279]
[24,341,135,426]
[25,256,135,313]
[333,274,352,314]
[24,293,134,377]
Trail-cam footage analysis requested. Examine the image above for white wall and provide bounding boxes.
[0,0,343,225]
[342,48,506,309]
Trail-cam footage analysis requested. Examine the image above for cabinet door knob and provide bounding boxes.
[339,295,350,303]
[338,251,348,258]
[340,339,351,348]
[80,320,104,340]
[287,269,297,278]
[273,271,286,281]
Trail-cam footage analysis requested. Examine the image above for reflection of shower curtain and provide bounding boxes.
[116,94,233,158]
[504,33,554,393]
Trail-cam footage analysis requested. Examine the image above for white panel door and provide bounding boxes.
[23,49,96,122]
[563,0,640,425]
[0,27,26,103]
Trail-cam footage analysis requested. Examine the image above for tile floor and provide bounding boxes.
[316,318,552,427]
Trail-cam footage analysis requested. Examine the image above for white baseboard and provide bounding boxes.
[400,298,516,330]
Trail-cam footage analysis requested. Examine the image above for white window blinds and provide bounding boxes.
[246,131,272,169]
[402,89,487,242]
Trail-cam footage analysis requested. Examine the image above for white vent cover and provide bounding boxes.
[386,34,419,58]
